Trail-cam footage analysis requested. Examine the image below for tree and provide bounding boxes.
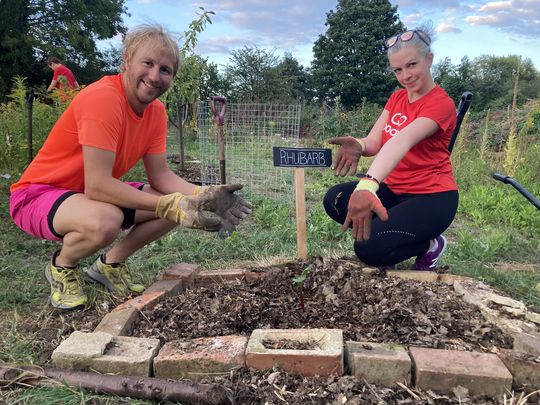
[310,0,403,108]
[471,55,539,109]
[200,62,231,101]
[273,53,311,102]
[224,46,282,101]
[0,0,127,100]
[0,0,34,100]
[433,56,474,103]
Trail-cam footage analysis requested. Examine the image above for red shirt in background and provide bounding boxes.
[52,64,78,89]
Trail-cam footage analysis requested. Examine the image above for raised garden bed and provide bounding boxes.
[25,256,540,403]
[132,257,513,352]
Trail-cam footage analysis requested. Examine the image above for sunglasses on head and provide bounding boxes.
[385,30,430,48]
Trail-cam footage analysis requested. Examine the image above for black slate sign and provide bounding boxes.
[273,147,332,168]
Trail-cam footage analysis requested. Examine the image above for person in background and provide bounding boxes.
[324,26,458,271]
[10,24,251,310]
[46,56,80,92]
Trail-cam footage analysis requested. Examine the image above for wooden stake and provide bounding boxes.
[295,167,308,260]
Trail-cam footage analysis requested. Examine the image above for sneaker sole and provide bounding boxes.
[44,265,85,310]
[84,264,118,292]
[427,236,448,270]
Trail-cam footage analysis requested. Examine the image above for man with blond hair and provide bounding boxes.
[10,24,251,310]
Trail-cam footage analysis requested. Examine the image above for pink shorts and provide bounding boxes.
[9,182,145,241]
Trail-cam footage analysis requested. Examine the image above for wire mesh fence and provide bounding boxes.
[198,102,301,200]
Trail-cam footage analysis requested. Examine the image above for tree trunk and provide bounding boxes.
[0,365,233,405]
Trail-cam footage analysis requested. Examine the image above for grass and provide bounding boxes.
[1,115,539,402]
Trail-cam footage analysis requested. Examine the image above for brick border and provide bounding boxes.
[50,264,540,397]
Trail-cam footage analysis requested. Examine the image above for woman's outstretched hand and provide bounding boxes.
[343,178,388,241]
[328,136,365,176]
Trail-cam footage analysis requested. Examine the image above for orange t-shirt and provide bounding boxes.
[11,74,167,193]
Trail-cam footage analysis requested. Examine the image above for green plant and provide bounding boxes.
[292,264,313,310]
[0,77,65,171]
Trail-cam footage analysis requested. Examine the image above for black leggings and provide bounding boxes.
[323,181,459,267]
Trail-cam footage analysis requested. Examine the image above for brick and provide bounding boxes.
[245,329,343,377]
[194,269,246,286]
[161,263,201,287]
[386,270,439,283]
[94,307,139,336]
[144,279,182,296]
[245,271,267,283]
[438,274,471,286]
[498,349,540,392]
[112,291,165,312]
[513,332,540,356]
[154,335,247,381]
[345,341,411,387]
[410,347,512,396]
[91,335,161,377]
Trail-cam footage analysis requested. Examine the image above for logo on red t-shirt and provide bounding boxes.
[384,113,408,137]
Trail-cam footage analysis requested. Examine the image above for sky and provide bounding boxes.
[112,0,540,70]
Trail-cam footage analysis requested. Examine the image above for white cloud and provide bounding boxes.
[195,36,255,56]
[436,21,462,33]
[192,0,336,49]
[466,0,540,37]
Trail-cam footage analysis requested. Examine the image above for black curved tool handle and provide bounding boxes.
[493,173,540,210]
[448,91,473,153]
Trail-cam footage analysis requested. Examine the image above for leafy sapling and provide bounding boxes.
[292,265,313,311]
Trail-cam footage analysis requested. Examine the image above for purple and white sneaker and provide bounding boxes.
[414,235,448,271]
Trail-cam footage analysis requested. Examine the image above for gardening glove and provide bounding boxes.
[155,192,222,232]
[328,136,366,177]
[343,177,388,241]
[194,184,252,226]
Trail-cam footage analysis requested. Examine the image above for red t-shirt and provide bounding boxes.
[53,64,78,89]
[11,74,167,192]
[382,86,457,194]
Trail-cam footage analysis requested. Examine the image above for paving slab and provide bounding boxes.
[91,335,161,377]
[345,341,411,387]
[245,329,343,377]
[454,280,537,336]
[498,348,540,392]
[513,331,540,356]
[52,331,112,370]
[51,331,160,377]
[154,335,247,381]
[410,347,512,396]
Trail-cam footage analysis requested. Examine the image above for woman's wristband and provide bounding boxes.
[354,178,379,194]
[363,173,380,184]
[356,138,366,154]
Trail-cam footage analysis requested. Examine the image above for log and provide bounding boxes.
[0,365,233,405]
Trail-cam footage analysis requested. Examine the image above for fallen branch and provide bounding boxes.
[0,365,233,405]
